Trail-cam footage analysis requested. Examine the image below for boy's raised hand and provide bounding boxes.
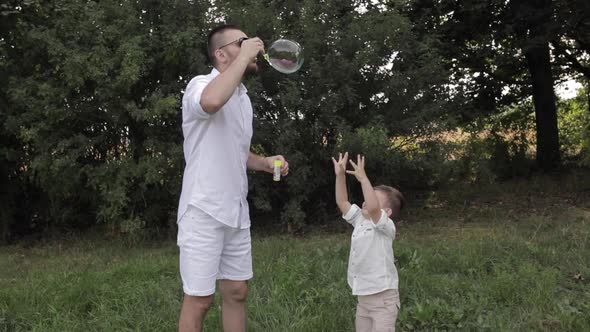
[332,152,349,176]
[347,154,368,182]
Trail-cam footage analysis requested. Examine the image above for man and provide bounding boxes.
[177,24,289,332]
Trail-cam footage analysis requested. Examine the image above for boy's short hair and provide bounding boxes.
[374,185,405,218]
[207,24,242,64]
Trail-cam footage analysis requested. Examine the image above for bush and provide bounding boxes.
[558,89,590,166]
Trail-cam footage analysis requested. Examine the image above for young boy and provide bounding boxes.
[332,152,405,332]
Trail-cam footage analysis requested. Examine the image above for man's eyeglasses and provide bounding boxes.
[218,37,249,50]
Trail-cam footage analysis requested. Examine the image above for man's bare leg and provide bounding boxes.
[219,280,248,332]
[178,294,214,332]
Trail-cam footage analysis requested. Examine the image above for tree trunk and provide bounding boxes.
[517,0,561,171]
[525,43,561,171]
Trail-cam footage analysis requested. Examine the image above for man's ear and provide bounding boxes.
[213,49,226,64]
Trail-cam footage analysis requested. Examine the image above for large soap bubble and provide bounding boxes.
[263,39,304,74]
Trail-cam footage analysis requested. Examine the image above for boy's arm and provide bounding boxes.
[333,152,352,215]
[335,173,352,215]
[348,155,381,224]
[359,177,382,224]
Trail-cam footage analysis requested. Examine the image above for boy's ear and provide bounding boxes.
[384,208,393,217]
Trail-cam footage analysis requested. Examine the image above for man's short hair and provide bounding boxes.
[374,185,405,218]
[207,24,241,64]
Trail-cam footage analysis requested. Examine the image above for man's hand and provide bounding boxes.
[332,152,349,177]
[347,154,368,183]
[239,37,265,63]
[265,155,289,176]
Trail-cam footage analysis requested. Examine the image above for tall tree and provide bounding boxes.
[404,0,590,171]
[512,0,561,170]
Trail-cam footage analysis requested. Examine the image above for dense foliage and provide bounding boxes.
[1,0,588,241]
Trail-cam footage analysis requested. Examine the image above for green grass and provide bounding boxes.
[2,171,590,331]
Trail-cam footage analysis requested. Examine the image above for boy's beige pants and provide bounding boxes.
[355,289,400,332]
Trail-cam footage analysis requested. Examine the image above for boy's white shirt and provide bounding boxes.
[343,204,398,296]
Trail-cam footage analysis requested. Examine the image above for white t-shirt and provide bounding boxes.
[177,68,253,229]
[343,204,399,296]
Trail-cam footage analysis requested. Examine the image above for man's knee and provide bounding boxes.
[185,294,215,313]
[221,281,248,303]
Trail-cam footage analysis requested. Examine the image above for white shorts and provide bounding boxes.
[177,205,253,296]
